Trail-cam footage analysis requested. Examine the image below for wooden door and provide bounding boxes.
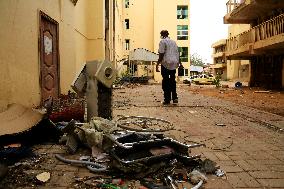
[39,11,59,104]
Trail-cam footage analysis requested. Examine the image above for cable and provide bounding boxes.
[55,154,108,172]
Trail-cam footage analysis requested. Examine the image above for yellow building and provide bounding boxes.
[0,0,116,110]
[119,0,191,82]
[211,39,227,80]
[211,24,251,82]
[224,0,284,89]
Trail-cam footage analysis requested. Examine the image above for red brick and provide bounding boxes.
[234,160,257,171]
[222,165,243,173]
[214,152,231,161]
[226,173,247,188]
[202,151,219,161]
[257,179,284,188]
[217,160,236,166]
[249,171,284,179]
[235,172,261,188]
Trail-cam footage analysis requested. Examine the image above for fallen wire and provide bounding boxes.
[55,154,108,172]
[183,136,233,151]
[115,115,174,132]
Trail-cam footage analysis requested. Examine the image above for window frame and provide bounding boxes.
[125,0,129,8]
[178,47,188,62]
[125,39,130,50]
[177,5,188,19]
[177,25,188,40]
[125,19,129,29]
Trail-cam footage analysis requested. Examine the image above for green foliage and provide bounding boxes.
[113,68,131,85]
[213,74,221,88]
[190,53,206,67]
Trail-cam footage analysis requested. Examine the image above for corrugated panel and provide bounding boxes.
[129,48,159,62]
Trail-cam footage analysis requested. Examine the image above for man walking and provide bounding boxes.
[156,30,180,105]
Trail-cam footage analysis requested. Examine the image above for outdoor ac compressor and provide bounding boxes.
[71,60,117,121]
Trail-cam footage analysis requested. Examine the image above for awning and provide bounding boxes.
[129,48,159,62]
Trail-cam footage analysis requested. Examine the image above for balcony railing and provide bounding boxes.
[226,0,245,14]
[226,13,284,52]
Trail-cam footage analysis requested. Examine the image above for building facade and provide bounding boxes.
[211,39,228,80]
[211,24,251,82]
[119,0,191,82]
[0,0,116,110]
[224,0,284,89]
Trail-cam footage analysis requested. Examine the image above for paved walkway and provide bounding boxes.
[113,84,284,189]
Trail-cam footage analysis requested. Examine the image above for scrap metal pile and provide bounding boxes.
[55,116,215,188]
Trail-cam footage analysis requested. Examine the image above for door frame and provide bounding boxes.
[38,10,60,104]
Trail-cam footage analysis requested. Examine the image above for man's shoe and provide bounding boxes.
[162,101,170,105]
[173,99,178,104]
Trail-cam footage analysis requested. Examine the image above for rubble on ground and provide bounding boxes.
[0,106,225,188]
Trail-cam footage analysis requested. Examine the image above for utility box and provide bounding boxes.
[71,60,117,121]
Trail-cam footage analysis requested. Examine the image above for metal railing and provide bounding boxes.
[226,13,284,52]
[226,0,245,14]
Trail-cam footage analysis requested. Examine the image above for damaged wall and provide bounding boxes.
[0,0,114,110]
[0,0,76,109]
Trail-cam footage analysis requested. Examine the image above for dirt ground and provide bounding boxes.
[187,84,284,117]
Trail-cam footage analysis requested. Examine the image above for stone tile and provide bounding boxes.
[214,152,231,161]
[235,160,268,171]
[222,165,244,173]
[257,179,284,188]
[268,165,284,172]
[234,160,258,171]
[202,151,219,161]
[204,176,233,189]
[247,159,284,165]
[249,171,284,179]
[271,151,284,161]
[225,151,252,161]
[243,160,270,171]
[247,151,278,160]
[226,173,247,188]
[235,172,261,188]
[217,160,237,166]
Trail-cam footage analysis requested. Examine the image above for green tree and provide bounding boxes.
[190,53,206,67]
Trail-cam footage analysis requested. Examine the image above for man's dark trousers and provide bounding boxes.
[161,65,177,103]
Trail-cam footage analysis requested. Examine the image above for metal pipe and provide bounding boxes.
[55,154,108,172]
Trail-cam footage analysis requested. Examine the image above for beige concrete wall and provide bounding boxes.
[124,0,154,52]
[227,60,240,79]
[227,24,251,81]
[114,0,125,65]
[228,24,250,37]
[75,0,105,70]
[0,0,76,109]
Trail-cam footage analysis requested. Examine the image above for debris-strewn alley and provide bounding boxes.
[0,83,283,189]
[113,84,284,189]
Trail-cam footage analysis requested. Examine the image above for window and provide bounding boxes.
[125,19,129,29]
[178,47,188,62]
[125,39,130,50]
[125,0,129,8]
[177,6,188,19]
[184,69,189,76]
[177,25,188,40]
